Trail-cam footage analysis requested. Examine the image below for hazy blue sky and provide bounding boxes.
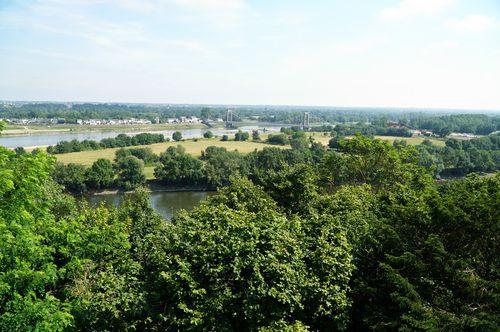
[0,0,499,109]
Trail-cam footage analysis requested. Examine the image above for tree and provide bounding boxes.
[328,136,343,149]
[2,127,500,331]
[234,130,249,141]
[52,162,88,195]
[252,130,260,141]
[154,146,205,186]
[1,148,149,330]
[320,134,431,190]
[203,130,214,139]
[115,147,157,165]
[14,146,26,155]
[200,107,211,120]
[290,137,309,150]
[0,148,74,330]
[201,146,242,188]
[437,127,451,138]
[266,133,289,145]
[349,174,500,330]
[221,134,229,141]
[144,178,354,330]
[265,164,320,216]
[153,180,307,330]
[86,158,115,190]
[61,202,146,331]
[172,131,182,141]
[115,156,146,190]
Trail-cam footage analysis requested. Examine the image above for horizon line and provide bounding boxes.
[1,99,500,113]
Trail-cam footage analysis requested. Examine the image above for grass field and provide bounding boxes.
[305,132,446,147]
[55,132,445,167]
[56,138,284,166]
[372,135,446,147]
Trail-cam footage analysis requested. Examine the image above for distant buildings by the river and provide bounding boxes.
[76,118,152,125]
[1,116,208,126]
[2,118,65,125]
[164,116,203,124]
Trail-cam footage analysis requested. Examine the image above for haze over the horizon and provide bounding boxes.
[1,0,499,110]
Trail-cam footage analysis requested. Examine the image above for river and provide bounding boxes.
[0,124,284,148]
[87,191,215,220]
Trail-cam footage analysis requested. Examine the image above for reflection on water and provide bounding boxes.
[87,191,215,220]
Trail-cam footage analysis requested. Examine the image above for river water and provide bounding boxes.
[87,191,215,220]
[0,124,284,148]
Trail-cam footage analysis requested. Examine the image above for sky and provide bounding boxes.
[0,0,499,110]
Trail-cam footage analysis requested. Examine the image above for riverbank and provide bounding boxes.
[87,190,215,220]
[92,183,213,196]
[3,123,209,136]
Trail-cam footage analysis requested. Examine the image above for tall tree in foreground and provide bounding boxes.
[145,178,353,330]
[349,174,500,331]
[0,148,73,330]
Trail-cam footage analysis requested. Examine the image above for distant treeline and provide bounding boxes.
[410,114,499,135]
[2,103,498,134]
[411,134,500,176]
[328,133,499,177]
[331,123,413,137]
[46,133,165,154]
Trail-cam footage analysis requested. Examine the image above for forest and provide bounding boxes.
[1,120,499,330]
[2,103,499,135]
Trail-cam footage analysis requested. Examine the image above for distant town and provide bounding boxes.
[1,116,225,126]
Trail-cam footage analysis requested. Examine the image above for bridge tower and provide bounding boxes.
[226,110,234,128]
[302,112,310,131]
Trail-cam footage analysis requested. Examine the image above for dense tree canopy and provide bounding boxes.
[86,158,115,189]
[115,155,146,190]
[46,133,165,154]
[172,131,182,141]
[1,132,499,330]
[154,145,205,186]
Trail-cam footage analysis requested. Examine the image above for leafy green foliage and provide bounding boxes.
[201,146,243,187]
[154,145,205,186]
[53,162,88,195]
[349,174,499,330]
[266,133,289,145]
[0,148,73,330]
[1,133,499,331]
[47,133,165,154]
[146,179,353,330]
[320,134,432,190]
[115,147,158,165]
[86,158,115,190]
[115,155,146,190]
[203,130,214,138]
[172,131,182,141]
[234,130,250,141]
